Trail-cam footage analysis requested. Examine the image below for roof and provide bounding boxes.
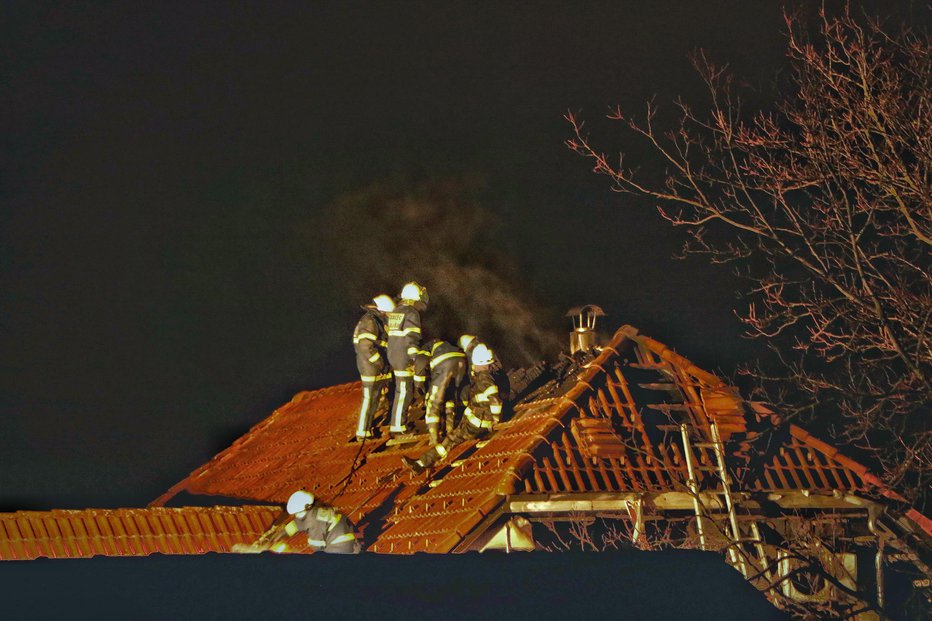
[155,324,931,553]
[0,505,313,561]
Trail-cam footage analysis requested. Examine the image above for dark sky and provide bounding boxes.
[0,0,916,508]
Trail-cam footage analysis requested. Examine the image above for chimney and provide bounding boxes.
[565,305,605,354]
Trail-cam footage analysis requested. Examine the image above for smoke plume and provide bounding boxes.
[312,176,561,367]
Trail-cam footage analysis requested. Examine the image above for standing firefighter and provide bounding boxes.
[268,490,360,554]
[354,294,394,440]
[402,343,502,473]
[415,339,468,445]
[386,281,428,436]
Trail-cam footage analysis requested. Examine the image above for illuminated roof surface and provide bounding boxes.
[0,505,315,561]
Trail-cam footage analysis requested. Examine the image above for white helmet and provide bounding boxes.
[471,343,494,367]
[286,490,315,515]
[458,334,476,351]
[400,281,428,304]
[372,294,395,313]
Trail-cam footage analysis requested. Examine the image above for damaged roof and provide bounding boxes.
[154,324,932,554]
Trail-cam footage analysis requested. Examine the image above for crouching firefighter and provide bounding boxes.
[386,281,428,436]
[402,344,502,474]
[354,294,395,440]
[415,339,467,445]
[268,490,360,554]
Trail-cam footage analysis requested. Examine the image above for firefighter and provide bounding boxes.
[401,343,502,473]
[354,294,394,440]
[415,339,468,445]
[269,490,360,554]
[386,282,428,435]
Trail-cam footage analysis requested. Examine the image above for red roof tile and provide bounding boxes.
[0,506,312,561]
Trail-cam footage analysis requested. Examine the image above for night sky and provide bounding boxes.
[0,2,916,617]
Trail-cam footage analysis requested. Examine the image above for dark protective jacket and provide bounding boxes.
[415,340,466,381]
[283,504,358,554]
[415,340,468,411]
[464,369,503,429]
[353,309,388,379]
[385,303,422,371]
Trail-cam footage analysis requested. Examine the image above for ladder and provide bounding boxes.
[680,421,751,578]
[709,421,749,578]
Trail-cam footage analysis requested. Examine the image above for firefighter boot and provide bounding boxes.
[401,455,425,475]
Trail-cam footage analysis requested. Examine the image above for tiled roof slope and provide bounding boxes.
[0,505,311,561]
[156,325,930,553]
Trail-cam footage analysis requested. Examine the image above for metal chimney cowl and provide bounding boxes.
[565,305,606,354]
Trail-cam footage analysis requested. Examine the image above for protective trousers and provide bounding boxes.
[355,373,390,438]
[390,369,414,433]
[424,358,466,444]
[386,303,421,434]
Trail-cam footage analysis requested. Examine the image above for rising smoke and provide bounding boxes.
[312,176,561,368]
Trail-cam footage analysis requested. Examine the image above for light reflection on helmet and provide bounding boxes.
[400,282,428,305]
[470,344,494,367]
[372,294,395,313]
[286,490,315,515]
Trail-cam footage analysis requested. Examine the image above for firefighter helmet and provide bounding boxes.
[400,281,428,305]
[286,490,315,515]
[471,343,494,367]
[372,294,395,313]
[458,334,476,351]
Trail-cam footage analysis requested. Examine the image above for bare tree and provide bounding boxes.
[567,8,931,505]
